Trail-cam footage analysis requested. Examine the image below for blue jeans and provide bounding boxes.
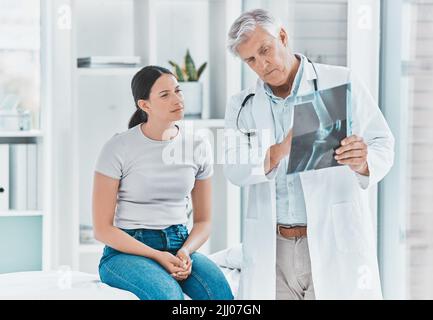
[99,224,234,300]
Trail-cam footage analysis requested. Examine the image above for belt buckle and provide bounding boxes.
[277,225,305,238]
[277,224,286,236]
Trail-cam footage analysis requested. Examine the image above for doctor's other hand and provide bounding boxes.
[265,129,293,174]
[335,135,369,176]
[173,247,192,281]
[153,251,186,276]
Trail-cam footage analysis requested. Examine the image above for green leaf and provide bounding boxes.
[184,49,197,81]
[196,62,207,80]
[168,60,185,82]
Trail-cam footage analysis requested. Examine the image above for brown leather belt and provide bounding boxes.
[277,225,307,238]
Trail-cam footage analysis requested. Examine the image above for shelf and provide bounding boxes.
[0,210,43,217]
[0,130,43,138]
[79,243,105,254]
[76,67,142,76]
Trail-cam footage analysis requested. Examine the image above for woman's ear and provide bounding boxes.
[138,99,150,114]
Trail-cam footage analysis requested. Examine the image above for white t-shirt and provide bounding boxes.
[95,124,213,230]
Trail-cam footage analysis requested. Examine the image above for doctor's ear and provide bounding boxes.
[137,99,151,114]
[279,28,289,47]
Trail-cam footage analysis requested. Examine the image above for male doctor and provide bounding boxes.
[223,9,394,300]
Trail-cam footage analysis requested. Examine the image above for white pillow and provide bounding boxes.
[208,243,243,270]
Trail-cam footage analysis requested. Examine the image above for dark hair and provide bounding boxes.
[128,65,174,129]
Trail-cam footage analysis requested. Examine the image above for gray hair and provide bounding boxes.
[227,9,282,56]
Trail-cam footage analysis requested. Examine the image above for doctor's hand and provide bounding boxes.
[173,247,192,281]
[335,135,369,176]
[265,130,293,174]
[153,251,186,276]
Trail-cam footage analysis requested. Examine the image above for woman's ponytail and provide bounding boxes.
[128,108,148,129]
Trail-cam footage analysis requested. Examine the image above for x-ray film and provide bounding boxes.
[287,83,352,174]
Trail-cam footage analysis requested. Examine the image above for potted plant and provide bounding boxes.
[169,50,207,119]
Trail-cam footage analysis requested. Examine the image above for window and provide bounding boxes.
[401,0,433,299]
[0,0,40,130]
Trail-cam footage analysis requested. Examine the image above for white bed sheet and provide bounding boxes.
[0,250,241,300]
[0,271,138,300]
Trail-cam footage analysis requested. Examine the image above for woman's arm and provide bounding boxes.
[92,172,160,258]
[179,178,212,255]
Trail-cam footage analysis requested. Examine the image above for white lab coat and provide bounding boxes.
[223,58,395,300]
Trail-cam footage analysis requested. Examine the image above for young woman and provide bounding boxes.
[92,66,233,300]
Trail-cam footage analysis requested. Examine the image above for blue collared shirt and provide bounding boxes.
[264,55,307,226]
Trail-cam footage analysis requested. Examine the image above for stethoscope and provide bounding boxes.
[236,57,319,139]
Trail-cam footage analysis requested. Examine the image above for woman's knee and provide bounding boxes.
[155,281,185,300]
[187,253,234,300]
